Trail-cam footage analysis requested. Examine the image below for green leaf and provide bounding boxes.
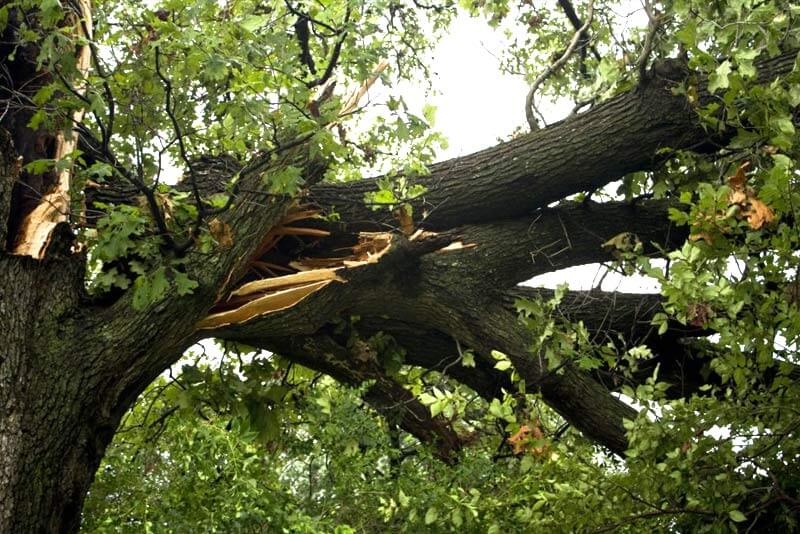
[268,166,305,195]
[205,55,228,81]
[424,507,438,525]
[24,158,55,175]
[729,510,746,523]
[240,15,270,32]
[494,360,512,371]
[772,116,795,136]
[708,61,732,92]
[173,271,198,296]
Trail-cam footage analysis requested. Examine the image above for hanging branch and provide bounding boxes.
[525,0,595,131]
[556,0,601,73]
[636,0,663,80]
[283,0,352,90]
[304,7,351,89]
[293,15,317,75]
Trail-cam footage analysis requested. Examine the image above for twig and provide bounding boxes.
[636,0,662,80]
[525,0,595,131]
[556,0,601,61]
[591,507,716,533]
[301,6,352,89]
[154,47,204,222]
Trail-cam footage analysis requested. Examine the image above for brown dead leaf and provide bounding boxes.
[393,205,414,236]
[728,189,748,206]
[728,161,749,191]
[746,197,775,230]
[507,420,548,457]
[723,161,775,231]
[508,425,531,455]
[209,218,234,248]
[689,232,714,245]
[687,302,714,327]
[156,191,175,222]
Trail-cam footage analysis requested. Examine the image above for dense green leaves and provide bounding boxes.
[84,344,800,532]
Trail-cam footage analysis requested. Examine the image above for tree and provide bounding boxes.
[1,0,799,531]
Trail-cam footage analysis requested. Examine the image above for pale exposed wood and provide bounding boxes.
[435,241,477,252]
[410,229,438,241]
[12,0,93,258]
[351,232,392,255]
[275,226,331,237]
[290,231,392,270]
[204,231,393,326]
[339,60,390,117]
[288,258,345,270]
[197,280,334,330]
[230,268,344,298]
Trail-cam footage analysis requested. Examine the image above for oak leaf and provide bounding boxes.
[728,162,749,191]
[724,161,775,230]
[746,198,775,230]
[508,419,548,457]
[209,218,234,248]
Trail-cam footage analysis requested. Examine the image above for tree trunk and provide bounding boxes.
[0,253,113,532]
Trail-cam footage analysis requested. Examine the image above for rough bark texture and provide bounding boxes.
[0,253,94,532]
[0,40,797,530]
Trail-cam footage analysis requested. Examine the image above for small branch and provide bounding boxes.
[293,15,316,75]
[590,507,716,533]
[636,0,663,80]
[283,0,338,34]
[154,46,205,229]
[556,0,601,61]
[525,0,595,130]
[305,34,345,89]
[75,124,178,250]
[305,15,349,89]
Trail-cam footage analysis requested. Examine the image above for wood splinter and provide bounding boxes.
[197,280,335,330]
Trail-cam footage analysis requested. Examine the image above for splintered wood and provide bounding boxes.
[12,0,92,258]
[196,228,393,330]
[196,279,334,330]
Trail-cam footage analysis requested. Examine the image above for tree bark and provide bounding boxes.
[0,253,105,532]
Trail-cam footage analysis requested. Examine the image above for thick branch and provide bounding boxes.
[207,240,653,452]
[75,141,329,433]
[427,199,685,289]
[310,49,798,232]
[356,317,512,400]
